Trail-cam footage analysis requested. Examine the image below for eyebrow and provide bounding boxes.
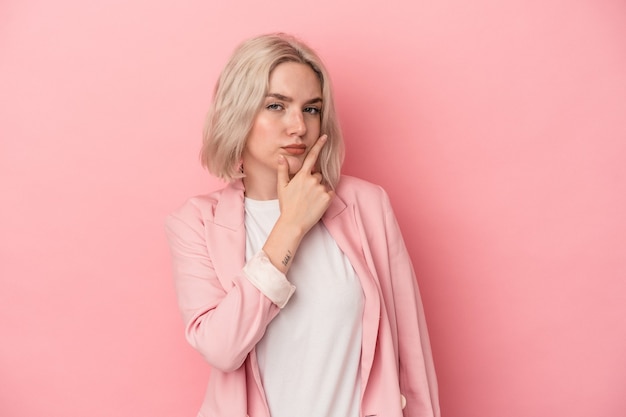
[266,93,323,105]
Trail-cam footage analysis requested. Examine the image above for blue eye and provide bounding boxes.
[266,103,284,111]
[304,106,321,115]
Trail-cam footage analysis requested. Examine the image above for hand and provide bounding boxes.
[276,134,335,236]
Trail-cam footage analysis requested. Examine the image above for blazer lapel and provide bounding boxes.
[207,181,382,390]
[323,194,381,391]
[208,180,246,289]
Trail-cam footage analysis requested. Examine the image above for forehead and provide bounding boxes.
[268,62,321,96]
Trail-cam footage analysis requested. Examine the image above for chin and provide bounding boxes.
[291,165,305,174]
[286,160,304,174]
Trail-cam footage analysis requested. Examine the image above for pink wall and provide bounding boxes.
[1,0,625,416]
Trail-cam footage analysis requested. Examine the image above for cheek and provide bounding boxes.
[307,117,321,136]
[249,117,272,137]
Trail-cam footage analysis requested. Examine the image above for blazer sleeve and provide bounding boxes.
[165,201,294,372]
[381,191,440,417]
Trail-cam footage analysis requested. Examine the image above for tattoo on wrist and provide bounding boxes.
[281,250,292,267]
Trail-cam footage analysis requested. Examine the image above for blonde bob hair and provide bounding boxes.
[200,33,344,188]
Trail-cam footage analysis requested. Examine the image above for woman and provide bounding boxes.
[165,33,440,417]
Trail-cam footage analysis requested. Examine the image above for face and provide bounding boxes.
[242,61,322,190]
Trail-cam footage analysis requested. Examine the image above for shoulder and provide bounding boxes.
[167,189,222,224]
[165,180,244,231]
[335,175,390,205]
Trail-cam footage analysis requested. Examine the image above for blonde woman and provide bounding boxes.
[165,33,440,417]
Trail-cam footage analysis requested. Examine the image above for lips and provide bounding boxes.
[282,144,307,156]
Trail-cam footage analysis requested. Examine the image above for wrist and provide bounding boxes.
[262,218,305,274]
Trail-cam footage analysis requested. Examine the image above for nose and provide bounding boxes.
[287,110,306,137]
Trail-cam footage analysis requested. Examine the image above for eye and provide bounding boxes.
[304,106,321,115]
[266,103,284,111]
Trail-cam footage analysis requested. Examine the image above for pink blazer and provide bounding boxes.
[165,176,440,417]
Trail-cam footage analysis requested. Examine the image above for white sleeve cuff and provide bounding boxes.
[243,250,296,308]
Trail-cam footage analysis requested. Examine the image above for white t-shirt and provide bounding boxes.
[244,198,364,417]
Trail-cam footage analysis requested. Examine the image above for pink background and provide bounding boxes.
[1,0,625,416]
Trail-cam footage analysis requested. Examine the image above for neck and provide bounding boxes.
[242,175,278,200]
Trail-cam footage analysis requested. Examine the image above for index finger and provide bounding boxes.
[301,134,328,173]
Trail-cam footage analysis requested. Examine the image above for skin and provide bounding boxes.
[242,61,324,199]
[242,62,335,274]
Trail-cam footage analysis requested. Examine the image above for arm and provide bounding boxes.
[165,135,333,372]
[165,209,288,372]
[262,134,334,273]
[381,192,440,417]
